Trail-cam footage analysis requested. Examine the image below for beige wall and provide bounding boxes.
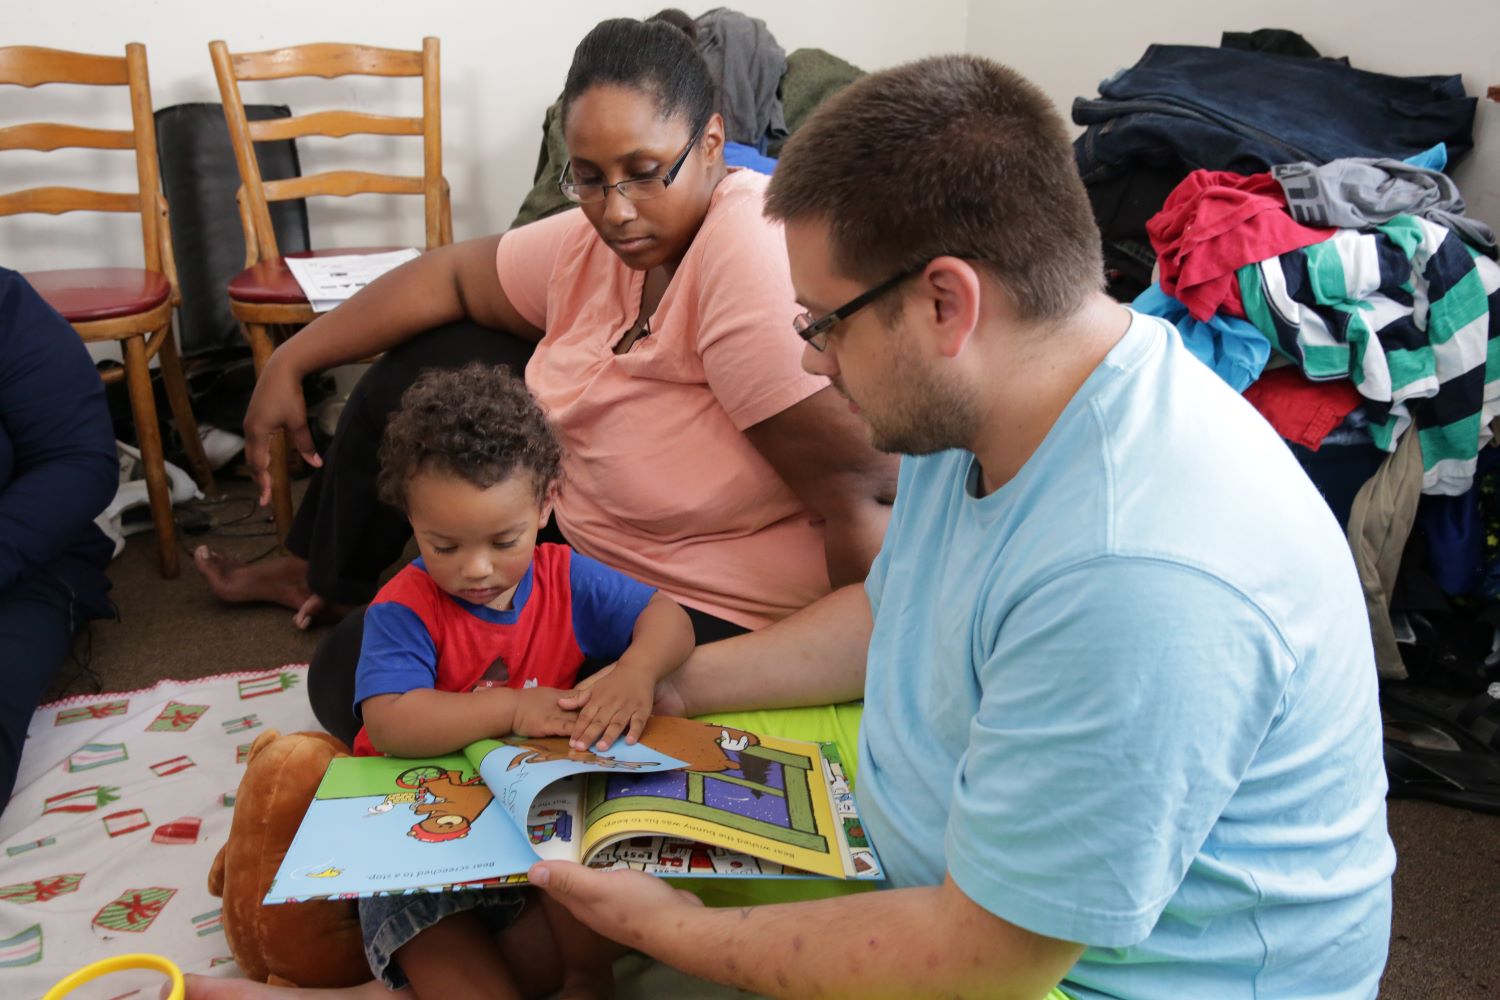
[0,0,967,270]
[5,1,1494,270]
[966,0,1500,227]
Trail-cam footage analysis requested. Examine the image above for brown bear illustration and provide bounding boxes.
[407,771,493,843]
[502,717,762,777]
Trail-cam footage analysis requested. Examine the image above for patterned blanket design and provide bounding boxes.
[0,666,315,999]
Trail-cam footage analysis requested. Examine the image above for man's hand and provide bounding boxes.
[509,686,576,738]
[564,665,656,751]
[528,861,703,949]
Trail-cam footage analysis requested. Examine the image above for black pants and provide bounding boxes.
[0,574,80,814]
[292,322,749,745]
[286,321,535,606]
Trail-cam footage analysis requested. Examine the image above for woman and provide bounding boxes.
[196,13,895,747]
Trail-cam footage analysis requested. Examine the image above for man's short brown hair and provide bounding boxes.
[765,54,1103,322]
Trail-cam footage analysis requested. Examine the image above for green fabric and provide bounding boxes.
[677,702,869,906]
[509,97,572,230]
[773,48,864,154]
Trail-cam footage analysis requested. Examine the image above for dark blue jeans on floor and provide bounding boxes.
[1073,43,1476,182]
[0,572,80,814]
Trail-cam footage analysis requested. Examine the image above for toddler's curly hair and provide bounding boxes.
[376,363,563,512]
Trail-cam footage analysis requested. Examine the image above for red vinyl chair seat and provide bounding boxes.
[26,267,171,323]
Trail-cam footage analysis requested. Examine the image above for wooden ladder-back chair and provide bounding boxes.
[0,43,214,579]
[208,38,450,541]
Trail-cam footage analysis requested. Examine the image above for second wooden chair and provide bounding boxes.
[209,37,451,539]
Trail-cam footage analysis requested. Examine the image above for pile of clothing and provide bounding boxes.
[1075,33,1500,814]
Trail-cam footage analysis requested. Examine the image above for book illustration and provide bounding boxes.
[266,732,684,902]
[266,718,881,903]
[587,744,883,880]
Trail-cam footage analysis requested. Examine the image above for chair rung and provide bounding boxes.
[0,187,137,216]
[263,171,423,201]
[231,43,423,81]
[0,46,128,86]
[249,111,423,142]
[0,122,135,151]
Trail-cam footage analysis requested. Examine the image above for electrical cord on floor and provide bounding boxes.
[169,492,282,565]
[58,619,105,697]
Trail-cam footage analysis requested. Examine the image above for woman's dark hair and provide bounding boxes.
[560,10,714,132]
[377,363,563,513]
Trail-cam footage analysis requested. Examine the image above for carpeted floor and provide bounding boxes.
[45,481,1500,998]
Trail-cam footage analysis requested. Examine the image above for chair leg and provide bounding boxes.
[124,334,179,578]
[245,322,294,545]
[156,327,215,492]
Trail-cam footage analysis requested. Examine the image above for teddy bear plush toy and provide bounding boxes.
[209,728,369,986]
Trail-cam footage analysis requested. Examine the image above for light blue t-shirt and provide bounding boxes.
[858,310,1394,1000]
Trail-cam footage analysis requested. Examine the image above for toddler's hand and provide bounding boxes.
[509,687,576,738]
[566,667,654,751]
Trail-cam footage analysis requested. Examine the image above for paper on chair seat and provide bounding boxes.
[284,249,421,312]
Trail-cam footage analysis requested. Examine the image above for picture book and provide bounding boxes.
[265,716,882,903]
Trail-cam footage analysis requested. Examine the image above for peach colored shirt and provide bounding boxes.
[496,170,832,628]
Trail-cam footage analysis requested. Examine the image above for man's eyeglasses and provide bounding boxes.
[559,123,706,205]
[793,263,925,352]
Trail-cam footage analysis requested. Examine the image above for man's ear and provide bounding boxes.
[921,257,984,358]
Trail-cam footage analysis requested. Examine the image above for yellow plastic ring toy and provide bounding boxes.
[42,952,184,1000]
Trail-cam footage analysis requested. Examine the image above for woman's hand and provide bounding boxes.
[243,352,322,507]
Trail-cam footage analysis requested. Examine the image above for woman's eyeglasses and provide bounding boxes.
[559,124,706,205]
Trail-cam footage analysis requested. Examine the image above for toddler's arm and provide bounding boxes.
[362,685,575,757]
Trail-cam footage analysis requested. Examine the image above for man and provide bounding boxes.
[533,55,1394,999]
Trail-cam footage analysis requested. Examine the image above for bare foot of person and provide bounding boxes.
[176,972,401,1000]
[194,547,312,611]
[194,548,354,628]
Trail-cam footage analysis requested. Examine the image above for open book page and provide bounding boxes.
[577,730,865,879]
[583,742,883,879]
[466,737,688,844]
[465,740,687,857]
[264,752,535,903]
[264,739,687,904]
[266,720,882,903]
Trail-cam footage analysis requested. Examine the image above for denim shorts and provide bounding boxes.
[359,888,526,988]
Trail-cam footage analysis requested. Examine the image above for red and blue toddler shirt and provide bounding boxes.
[351,543,655,755]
